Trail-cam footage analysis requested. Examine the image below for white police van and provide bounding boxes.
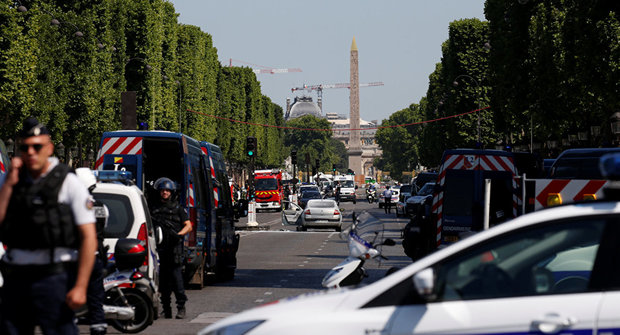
[199,155,620,335]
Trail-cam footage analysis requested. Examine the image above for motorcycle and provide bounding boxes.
[366,188,376,204]
[322,213,395,289]
[76,238,156,334]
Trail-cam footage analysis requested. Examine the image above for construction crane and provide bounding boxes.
[291,82,384,98]
[228,58,302,75]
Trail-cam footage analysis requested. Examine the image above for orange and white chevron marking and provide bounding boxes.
[95,137,143,170]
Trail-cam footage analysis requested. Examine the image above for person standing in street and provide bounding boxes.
[383,186,393,214]
[150,178,192,319]
[0,117,97,335]
[334,181,341,205]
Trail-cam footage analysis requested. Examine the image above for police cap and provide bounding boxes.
[19,117,50,138]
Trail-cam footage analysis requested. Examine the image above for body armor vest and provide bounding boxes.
[1,164,78,253]
[151,200,182,250]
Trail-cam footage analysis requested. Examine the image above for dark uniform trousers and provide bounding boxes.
[159,256,187,311]
[1,263,78,335]
[86,256,106,331]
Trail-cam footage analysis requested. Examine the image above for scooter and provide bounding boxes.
[366,189,376,204]
[76,238,156,334]
[322,213,395,289]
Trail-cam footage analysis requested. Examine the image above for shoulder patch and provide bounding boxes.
[86,199,94,210]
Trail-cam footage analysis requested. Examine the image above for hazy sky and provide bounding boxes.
[168,0,486,123]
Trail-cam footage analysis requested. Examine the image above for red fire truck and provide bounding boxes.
[254,169,284,212]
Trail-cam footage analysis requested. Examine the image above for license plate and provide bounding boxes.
[444,235,459,243]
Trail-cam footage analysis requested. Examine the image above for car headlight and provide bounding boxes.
[201,320,265,335]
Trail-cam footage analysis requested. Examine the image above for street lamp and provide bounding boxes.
[453,74,482,147]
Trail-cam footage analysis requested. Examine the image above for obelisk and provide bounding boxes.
[348,37,363,178]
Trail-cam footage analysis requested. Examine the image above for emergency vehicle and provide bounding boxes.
[95,131,238,287]
[430,149,520,246]
[199,157,620,334]
[334,175,357,203]
[254,169,284,211]
[522,148,620,212]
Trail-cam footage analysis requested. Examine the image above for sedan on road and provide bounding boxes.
[300,199,342,231]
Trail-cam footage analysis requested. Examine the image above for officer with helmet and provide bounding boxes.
[150,177,192,319]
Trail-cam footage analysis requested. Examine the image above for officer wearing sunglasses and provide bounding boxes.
[0,117,97,335]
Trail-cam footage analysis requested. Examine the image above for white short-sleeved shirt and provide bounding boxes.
[4,158,95,265]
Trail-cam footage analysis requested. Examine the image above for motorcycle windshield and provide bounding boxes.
[344,212,385,257]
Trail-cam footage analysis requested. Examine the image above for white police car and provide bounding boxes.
[198,155,620,335]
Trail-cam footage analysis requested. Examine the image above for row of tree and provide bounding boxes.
[376,0,620,181]
[0,0,286,167]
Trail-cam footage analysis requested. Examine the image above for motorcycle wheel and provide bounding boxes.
[108,289,154,334]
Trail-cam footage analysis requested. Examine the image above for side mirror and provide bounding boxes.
[413,268,435,300]
[155,226,163,245]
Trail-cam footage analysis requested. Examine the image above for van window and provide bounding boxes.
[443,171,474,217]
[94,193,135,238]
[142,138,184,203]
[551,158,603,179]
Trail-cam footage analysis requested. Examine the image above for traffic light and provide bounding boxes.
[332,164,336,173]
[246,136,257,157]
[291,150,297,165]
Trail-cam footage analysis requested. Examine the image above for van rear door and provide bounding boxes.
[96,135,143,188]
[442,169,476,237]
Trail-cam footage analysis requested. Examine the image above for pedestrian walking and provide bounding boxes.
[0,117,97,335]
[150,177,192,319]
[334,181,341,205]
[383,186,393,214]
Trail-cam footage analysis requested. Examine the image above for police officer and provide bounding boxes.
[0,117,97,335]
[150,177,192,319]
[383,186,393,214]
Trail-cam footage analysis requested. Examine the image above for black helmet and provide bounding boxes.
[155,177,176,191]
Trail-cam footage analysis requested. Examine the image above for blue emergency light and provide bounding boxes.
[600,153,620,180]
[95,170,134,184]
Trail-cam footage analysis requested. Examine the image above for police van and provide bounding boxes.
[95,131,238,287]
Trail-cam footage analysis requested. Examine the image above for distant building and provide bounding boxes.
[285,96,322,120]
[285,97,382,179]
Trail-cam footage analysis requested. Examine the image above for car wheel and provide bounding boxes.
[379,203,383,209]
[353,199,356,204]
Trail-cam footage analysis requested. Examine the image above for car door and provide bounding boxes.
[385,215,609,335]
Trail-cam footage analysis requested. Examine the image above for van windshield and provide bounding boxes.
[256,178,278,191]
[340,181,354,188]
[551,158,603,179]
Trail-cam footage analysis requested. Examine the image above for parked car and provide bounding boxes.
[300,199,342,231]
[199,186,620,335]
[298,184,320,196]
[298,190,322,209]
[89,170,161,311]
[411,171,438,194]
[405,182,436,217]
[398,184,413,202]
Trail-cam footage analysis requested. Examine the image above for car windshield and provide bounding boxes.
[256,178,278,191]
[93,193,134,238]
[302,191,322,199]
[418,183,435,196]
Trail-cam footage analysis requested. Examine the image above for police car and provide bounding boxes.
[198,156,620,335]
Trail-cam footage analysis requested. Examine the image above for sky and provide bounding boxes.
[168,0,486,124]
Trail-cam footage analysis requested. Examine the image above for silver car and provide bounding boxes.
[300,199,342,231]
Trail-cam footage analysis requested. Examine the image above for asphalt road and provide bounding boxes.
[87,190,412,334]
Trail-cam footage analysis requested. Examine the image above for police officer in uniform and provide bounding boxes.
[0,117,97,335]
[150,177,192,319]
